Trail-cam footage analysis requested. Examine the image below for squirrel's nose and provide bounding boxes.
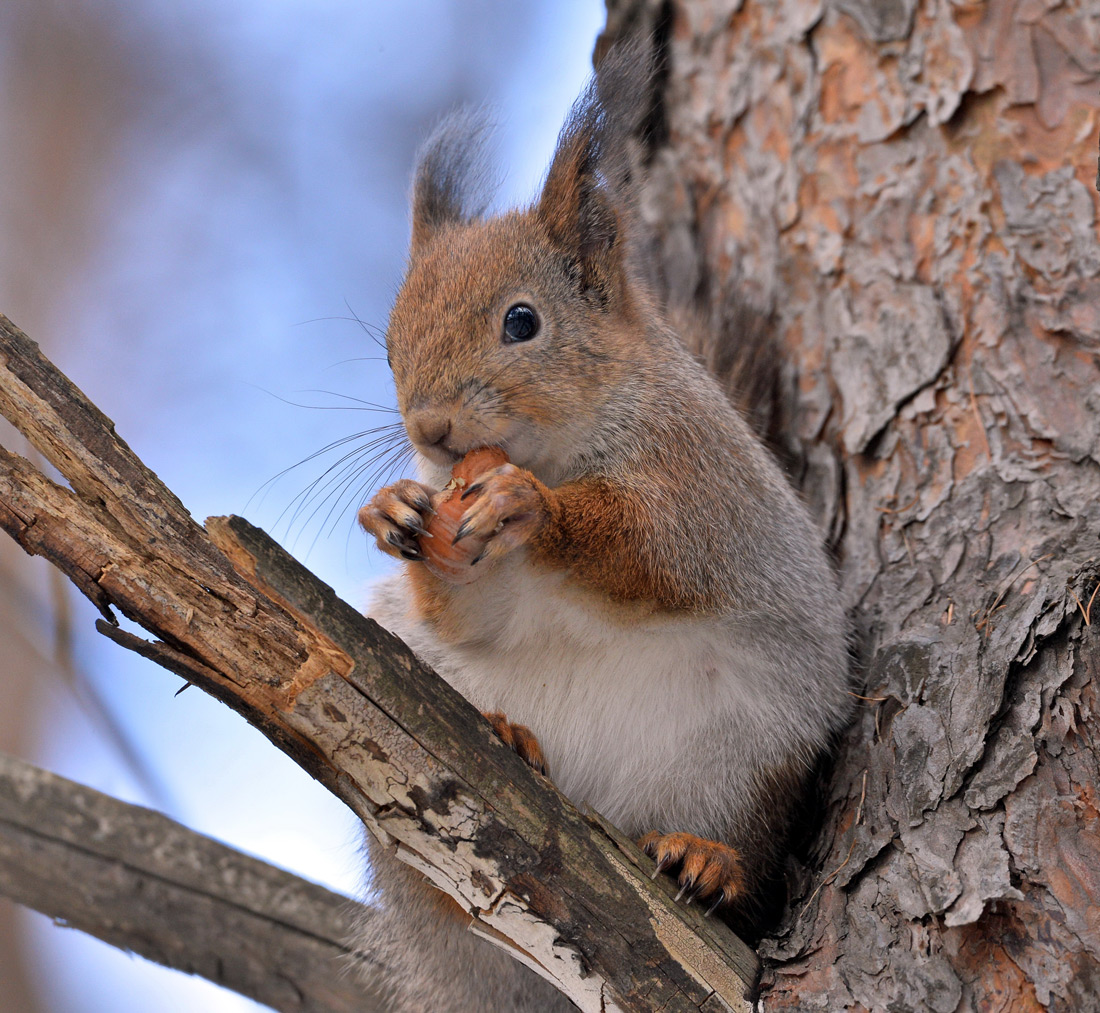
[406,408,453,451]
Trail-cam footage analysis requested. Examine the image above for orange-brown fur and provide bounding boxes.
[639,832,745,908]
[530,475,721,610]
[482,711,547,775]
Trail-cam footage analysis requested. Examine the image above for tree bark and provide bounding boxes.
[601,1,1100,1009]
[0,313,758,1012]
[0,752,388,1013]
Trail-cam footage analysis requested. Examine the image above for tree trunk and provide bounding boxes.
[602,0,1100,1009]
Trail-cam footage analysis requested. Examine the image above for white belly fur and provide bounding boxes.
[366,553,805,841]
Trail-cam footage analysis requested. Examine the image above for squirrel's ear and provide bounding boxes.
[536,99,620,272]
[411,107,497,252]
[535,42,649,301]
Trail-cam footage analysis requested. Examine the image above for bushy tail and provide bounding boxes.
[671,287,783,454]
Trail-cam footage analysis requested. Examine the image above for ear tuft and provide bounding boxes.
[535,40,653,297]
[411,106,498,251]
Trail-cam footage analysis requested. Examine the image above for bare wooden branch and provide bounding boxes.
[0,752,386,1012]
[0,314,758,1012]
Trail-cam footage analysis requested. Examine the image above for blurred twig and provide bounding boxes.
[0,751,386,1013]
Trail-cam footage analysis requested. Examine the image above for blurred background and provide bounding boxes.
[0,1,603,1009]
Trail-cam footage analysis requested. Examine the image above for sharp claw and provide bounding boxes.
[705,897,723,918]
[460,482,483,502]
[406,521,432,538]
[674,882,690,902]
[400,549,425,561]
[651,856,672,879]
[384,528,421,555]
[452,518,471,545]
[471,548,487,566]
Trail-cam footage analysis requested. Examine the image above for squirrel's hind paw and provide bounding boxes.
[483,711,548,776]
[639,831,743,913]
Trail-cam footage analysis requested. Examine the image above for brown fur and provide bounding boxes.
[530,475,714,610]
[723,755,812,940]
[386,214,641,440]
[639,831,744,906]
[406,564,461,637]
[671,295,783,454]
[482,711,547,775]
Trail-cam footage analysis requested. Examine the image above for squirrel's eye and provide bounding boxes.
[503,304,539,343]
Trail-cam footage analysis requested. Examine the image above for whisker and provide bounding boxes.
[306,440,416,555]
[287,389,400,413]
[252,388,400,414]
[461,356,532,419]
[324,356,389,367]
[294,312,389,350]
[293,440,401,525]
[282,425,416,543]
[279,430,409,531]
[325,442,416,540]
[250,432,409,554]
[340,443,417,561]
[491,376,536,399]
[250,423,407,505]
[343,299,388,351]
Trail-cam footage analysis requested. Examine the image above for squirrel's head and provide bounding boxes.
[385,47,650,480]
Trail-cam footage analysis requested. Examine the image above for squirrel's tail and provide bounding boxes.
[670,286,783,454]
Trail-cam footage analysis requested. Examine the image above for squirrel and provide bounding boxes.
[355,44,852,1013]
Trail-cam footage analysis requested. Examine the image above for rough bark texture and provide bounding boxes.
[0,752,387,1013]
[601,1,1100,1009]
[0,314,758,1012]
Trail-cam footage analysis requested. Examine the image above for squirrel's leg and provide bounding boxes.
[638,832,744,915]
[456,468,706,610]
[483,711,548,775]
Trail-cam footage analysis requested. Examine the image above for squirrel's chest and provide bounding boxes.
[368,558,746,831]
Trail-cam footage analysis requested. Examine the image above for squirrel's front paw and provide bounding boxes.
[639,832,743,914]
[358,479,436,561]
[483,711,548,775]
[452,464,550,565]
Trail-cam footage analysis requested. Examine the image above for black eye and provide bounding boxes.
[503,304,539,343]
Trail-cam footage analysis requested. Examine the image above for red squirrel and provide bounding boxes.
[356,46,851,1012]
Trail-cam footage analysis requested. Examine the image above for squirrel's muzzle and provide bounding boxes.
[406,405,452,450]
